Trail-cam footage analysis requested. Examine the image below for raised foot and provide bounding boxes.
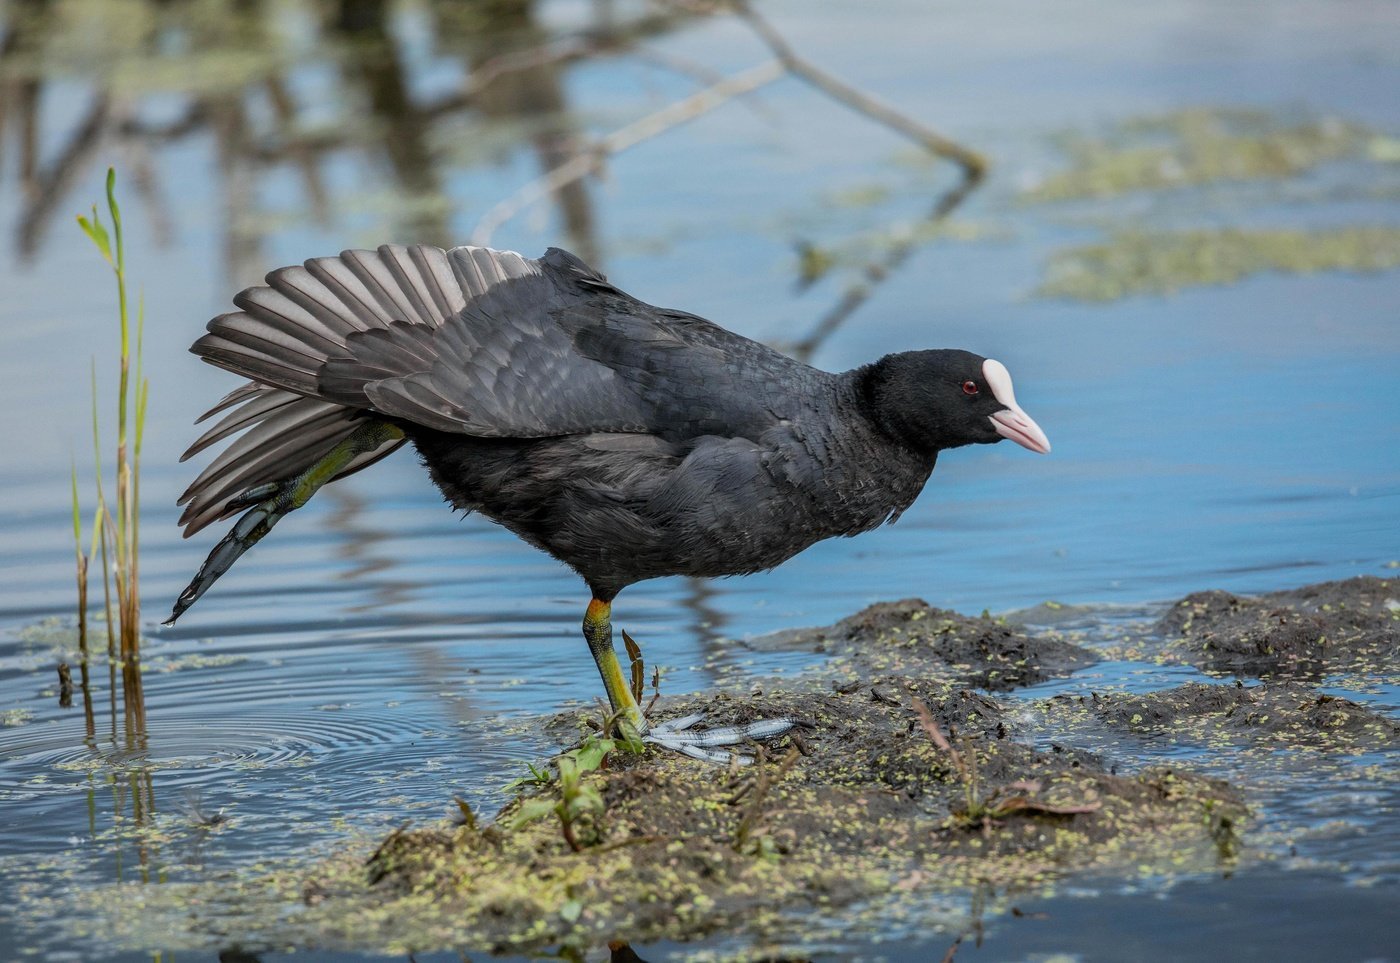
[643,712,796,765]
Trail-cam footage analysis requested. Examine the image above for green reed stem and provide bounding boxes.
[75,167,146,737]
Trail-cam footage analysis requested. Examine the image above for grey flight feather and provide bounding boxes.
[191,244,813,442]
[177,385,402,537]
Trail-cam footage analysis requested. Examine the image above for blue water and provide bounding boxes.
[1,0,1397,959]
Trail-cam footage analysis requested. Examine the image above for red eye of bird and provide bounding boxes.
[962,380,979,396]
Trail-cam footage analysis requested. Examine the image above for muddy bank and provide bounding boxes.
[313,679,1240,954]
[180,605,1234,956]
[1043,681,1398,751]
[87,577,1400,957]
[1159,577,1399,675]
[748,598,1096,690]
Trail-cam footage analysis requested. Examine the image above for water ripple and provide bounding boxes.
[0,705,449,800]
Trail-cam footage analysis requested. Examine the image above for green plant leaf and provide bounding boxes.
[453,796,478,832]
[76,208,112,264]
[508,798,557,828]
[70,463,82,551]
[105,168,123,271]
[572,784,604,815]
[557,755,579,789]
[573,737,615,773]
[503,762,553,794]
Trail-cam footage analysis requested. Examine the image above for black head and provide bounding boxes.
[859,349,1051,456]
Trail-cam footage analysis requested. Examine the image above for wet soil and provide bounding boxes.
[747,598,1097,690]
[1158,576,1399,676]
[1043,681,1398,750]
[181,602,1230,955]
[325,678,1241,954]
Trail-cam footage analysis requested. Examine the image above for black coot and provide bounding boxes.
[167,246,1049,759]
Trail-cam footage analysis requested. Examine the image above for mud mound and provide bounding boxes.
[754,598,1096,690]
[1158,577,1399,675]
[326,678,1241,954]
[1046,682,1399,750]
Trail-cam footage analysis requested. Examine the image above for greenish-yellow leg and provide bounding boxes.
[166,420,404,624]
[582,598,797,762]
[582,598,646,733]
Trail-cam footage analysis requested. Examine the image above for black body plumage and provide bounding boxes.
[176,244,1038,612]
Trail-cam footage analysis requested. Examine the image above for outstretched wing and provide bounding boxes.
[192,245,651,437]
[191,245,810,442]
[313,252,654,436]
[193,245,539,397]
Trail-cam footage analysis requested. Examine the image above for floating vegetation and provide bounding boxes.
[1022,108,1376,202]
[1035,226,1400,301]
[17,617,82,652]
[792,217,1008,289]
[1021,107,1400,299]
[147,652,247,673]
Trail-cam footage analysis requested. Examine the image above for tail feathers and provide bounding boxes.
[171,244,545,618]
[177,384,404,538]
[167,419,406,624]
[180,383,301,462]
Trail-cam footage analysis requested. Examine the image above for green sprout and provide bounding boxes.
[509,734,616,852]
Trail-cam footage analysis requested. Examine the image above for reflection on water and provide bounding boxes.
[3,0,621,282]
[2,0,1399,958]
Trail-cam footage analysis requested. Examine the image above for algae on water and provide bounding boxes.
[1036,226,1400,301]
[1023,108,1376,202]
[1021,107,1400,300]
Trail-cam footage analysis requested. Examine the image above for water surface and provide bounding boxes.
[1,0,1397,958]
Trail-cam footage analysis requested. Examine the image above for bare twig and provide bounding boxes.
[983,793,1102,818]
[789,173,982,361]
[711,0,987,360]
[116,105,207,142]
[912,697,966,778]
[644,664,662,717]
[424,8,709,120]
[731,744,800,852]
[731,0,985,179]
[470,58,784,243]
[633,45,776,121]
[57,663,73,708]
[19,95,111,259]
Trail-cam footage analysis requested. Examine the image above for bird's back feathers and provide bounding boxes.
[182,245,823,538]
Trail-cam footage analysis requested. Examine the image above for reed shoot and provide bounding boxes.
[74,168,149,737]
